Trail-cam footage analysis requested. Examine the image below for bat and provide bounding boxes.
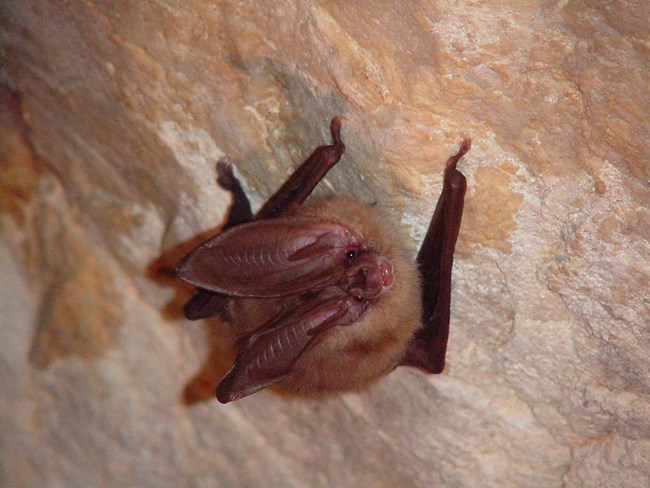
[177,117,469,403]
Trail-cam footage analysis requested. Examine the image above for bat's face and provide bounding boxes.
[340,250,394,299]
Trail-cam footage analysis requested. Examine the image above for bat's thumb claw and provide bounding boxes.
[216,158,239,190]
[329,117,344,147]
[459,138,471,155]
[445,138,471,170]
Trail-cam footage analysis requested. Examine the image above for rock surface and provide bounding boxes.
[1,1,649,487]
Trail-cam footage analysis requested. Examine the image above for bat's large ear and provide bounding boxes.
[176,219,361,298]
[216,290,362,403]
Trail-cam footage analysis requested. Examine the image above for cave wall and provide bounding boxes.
[1,1,649,487]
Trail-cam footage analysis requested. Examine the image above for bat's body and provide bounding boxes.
[227,197,422,397]
[177,118,470,403]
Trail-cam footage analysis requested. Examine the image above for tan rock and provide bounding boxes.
[1,1,649,486]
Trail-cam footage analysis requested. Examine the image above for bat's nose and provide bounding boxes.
[346,254,394,299]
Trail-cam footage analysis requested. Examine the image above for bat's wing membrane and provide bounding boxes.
[256,117,345,219]
[402,139,469,374]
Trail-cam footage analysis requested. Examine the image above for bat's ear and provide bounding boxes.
[216,289,365,403]
[217,366,287,403]
[176,219,362,298]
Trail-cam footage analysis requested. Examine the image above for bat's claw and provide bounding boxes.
[445,138,471,171]
[216,157,238,191]
[329,117,344,148]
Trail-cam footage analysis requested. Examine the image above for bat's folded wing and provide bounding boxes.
[216,289,367,403]
[176,219,361,297]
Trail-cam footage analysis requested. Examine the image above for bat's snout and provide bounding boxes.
[345,253,394,299]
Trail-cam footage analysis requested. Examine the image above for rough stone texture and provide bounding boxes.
[1,1,649,487]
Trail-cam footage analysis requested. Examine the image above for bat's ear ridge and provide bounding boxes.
[216,369,287,403]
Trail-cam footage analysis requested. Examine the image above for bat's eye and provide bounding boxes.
[346,250,358,259]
